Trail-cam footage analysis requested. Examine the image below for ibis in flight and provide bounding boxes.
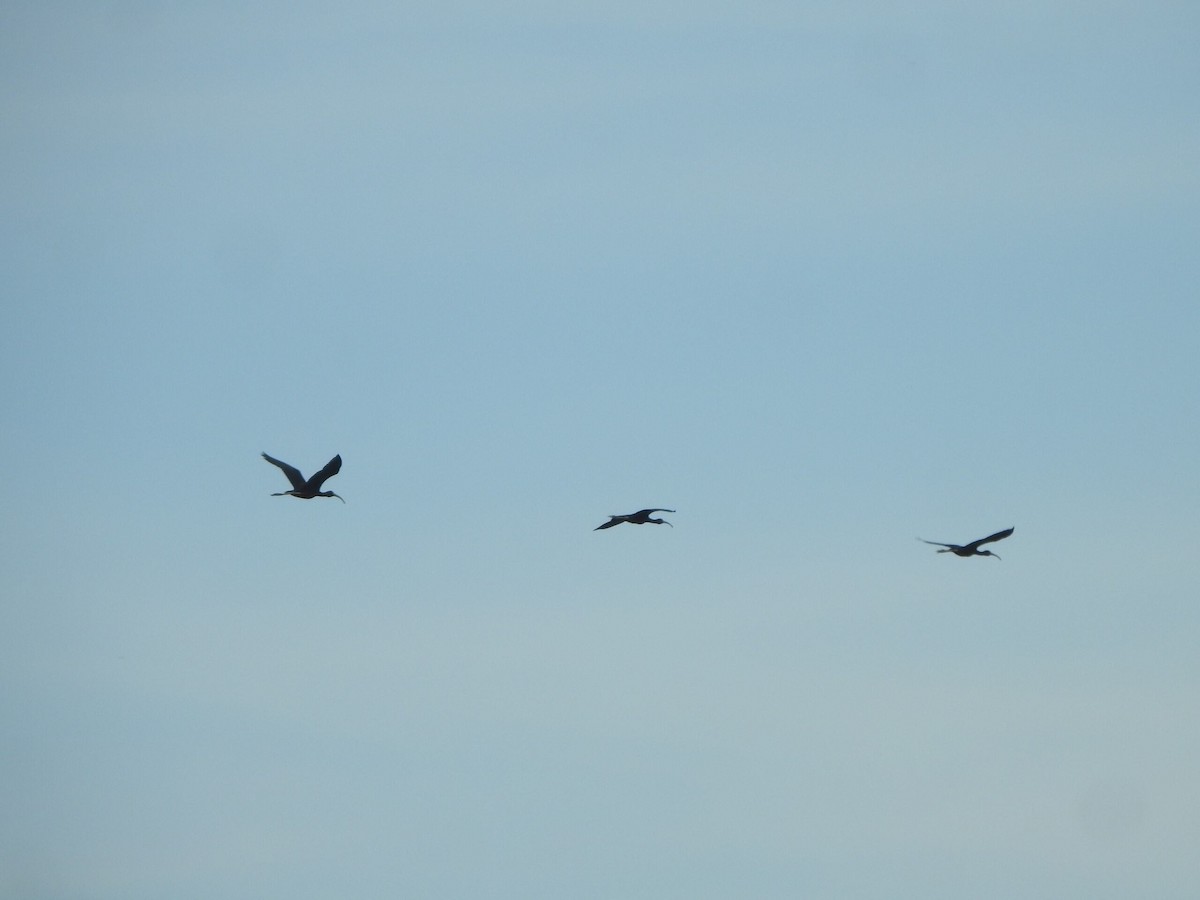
[262,452,344,503]
[919,527,1013,559]
[594,508,675,530]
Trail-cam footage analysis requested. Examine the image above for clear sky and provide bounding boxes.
[2,2,1197,898]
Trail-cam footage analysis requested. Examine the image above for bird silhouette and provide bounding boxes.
[919,527,1013,559]
[261,453,344,503]
[594,508,675,530]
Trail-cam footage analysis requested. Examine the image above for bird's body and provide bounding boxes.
[262,453,344,502]
[920,527,1013,559]
[594,508,675,530]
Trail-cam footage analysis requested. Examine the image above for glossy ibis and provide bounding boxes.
[262,452,344,503]
[594,508,675,530]
[920,527,1013,559]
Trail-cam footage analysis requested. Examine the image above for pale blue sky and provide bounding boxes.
[2,2,1197,898]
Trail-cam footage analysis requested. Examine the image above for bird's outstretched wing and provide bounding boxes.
[969,527,1014,549]
[633,508,675,516]
[308,454,342,491]
[594,516,624,530]
[262,453,306,490]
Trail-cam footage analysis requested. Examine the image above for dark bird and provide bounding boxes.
[919,527,1013,559]
[261,452,344,503]
[594,508,675,530]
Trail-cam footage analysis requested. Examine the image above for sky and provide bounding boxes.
[1,1,1197,897]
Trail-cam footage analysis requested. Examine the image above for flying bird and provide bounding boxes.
[594,508,675,530]
[919,527,1013,559]
[261,452,344,503]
